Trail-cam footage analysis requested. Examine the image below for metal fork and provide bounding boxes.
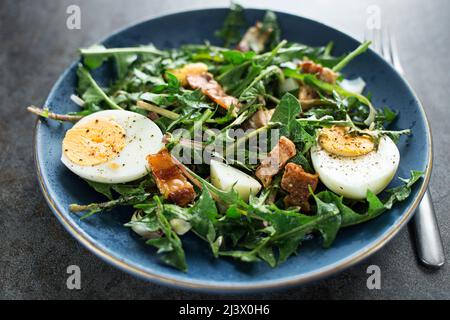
[365,28,445,268]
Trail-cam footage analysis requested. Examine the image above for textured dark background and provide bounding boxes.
[0,0,449,299]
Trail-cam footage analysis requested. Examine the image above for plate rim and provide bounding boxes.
[33,7,433,293]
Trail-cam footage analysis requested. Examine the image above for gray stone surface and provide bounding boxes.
[0,0,449,299]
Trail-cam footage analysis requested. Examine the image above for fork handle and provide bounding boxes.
[412,189,445,268]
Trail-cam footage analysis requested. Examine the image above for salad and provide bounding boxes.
[29,4,423,272]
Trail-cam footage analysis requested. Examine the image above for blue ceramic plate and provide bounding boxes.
[35,8,432,292]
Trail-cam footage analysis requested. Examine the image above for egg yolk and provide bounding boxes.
[318,126,374,157]
[62,118,126,166]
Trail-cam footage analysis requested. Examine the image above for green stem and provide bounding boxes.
[136,100,180,120]
[27,105,83,122]
[80,47,164,56]
[332,41,371,72]
[270,212,336,242]
[78,66,123,110]
[70,193,151,217]
[265,94,280,105]
[239,65,284,99]
[189,109,213,135]
[225,124,274,158]
[324,41,334,56]
[296,118,353,127]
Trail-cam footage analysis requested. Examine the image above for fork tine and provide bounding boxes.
[389,32,405,75]
[371,28,382,55]
[381,27,392,63]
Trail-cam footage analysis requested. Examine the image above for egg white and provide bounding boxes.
[311,136,400,199]
[61,110,163,184]
[210,160,262,202]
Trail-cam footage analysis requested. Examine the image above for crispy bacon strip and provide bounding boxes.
[236,21,272,53]
[147,148,196,207]
[187,73,240,111]
[299,59,338,84]
[255,136,297,187]
[281,163,319,211]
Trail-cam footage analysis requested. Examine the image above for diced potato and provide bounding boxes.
[210,160,261,202]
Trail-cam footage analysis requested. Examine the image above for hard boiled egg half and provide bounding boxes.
[61,110,163,183]
[311,126,400,199]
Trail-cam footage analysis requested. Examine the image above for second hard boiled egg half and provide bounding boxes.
[311,127,400,200]
[61,110,163,184]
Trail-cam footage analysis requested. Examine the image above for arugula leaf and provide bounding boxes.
[289,152,313,173]
[283,69,376,126]
[261,10,280,50]
[311,193,342,247]
[316,170,424,227]
[80,44,164,70]
[247,200,341,264]
[224,63,264,97]
[189,184,219,256]
[270,92,301,136]
[147,197,188,272]
[71,176,155,218]
[384,170,424,209]
[77,65,123,110]
[376,106,397,126]
[222,50,256,64]
[81,87,104,105]
[114,53,138,79]
[84,179,114,200]
[215,2,246,47]
[83,176,154,200]
[70,193,151,219]
[239,65,283,100]
[81,44,110,69]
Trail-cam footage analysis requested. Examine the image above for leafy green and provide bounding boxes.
[270,92,301,136]
[70,193,151,219]
[77,65,123,110]
[332,41,371,72]
[147,197,187,271]
[223,50,256,64]
[70,176,155,218]
[215,2,246,47]
[284,68,376,125]
[261,11,281,50]
[80,44,164,70]
[316,170,424,227]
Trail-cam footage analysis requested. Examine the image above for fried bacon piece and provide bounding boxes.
[187,73,240,111]
[255,136,297,187]
[281,163,319,211]
[299,59,338,84]
[298,85,320,111]
[236,21,272,53]
[245,108,275,129]
[299,85,319,101]
[147,148,196,207]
